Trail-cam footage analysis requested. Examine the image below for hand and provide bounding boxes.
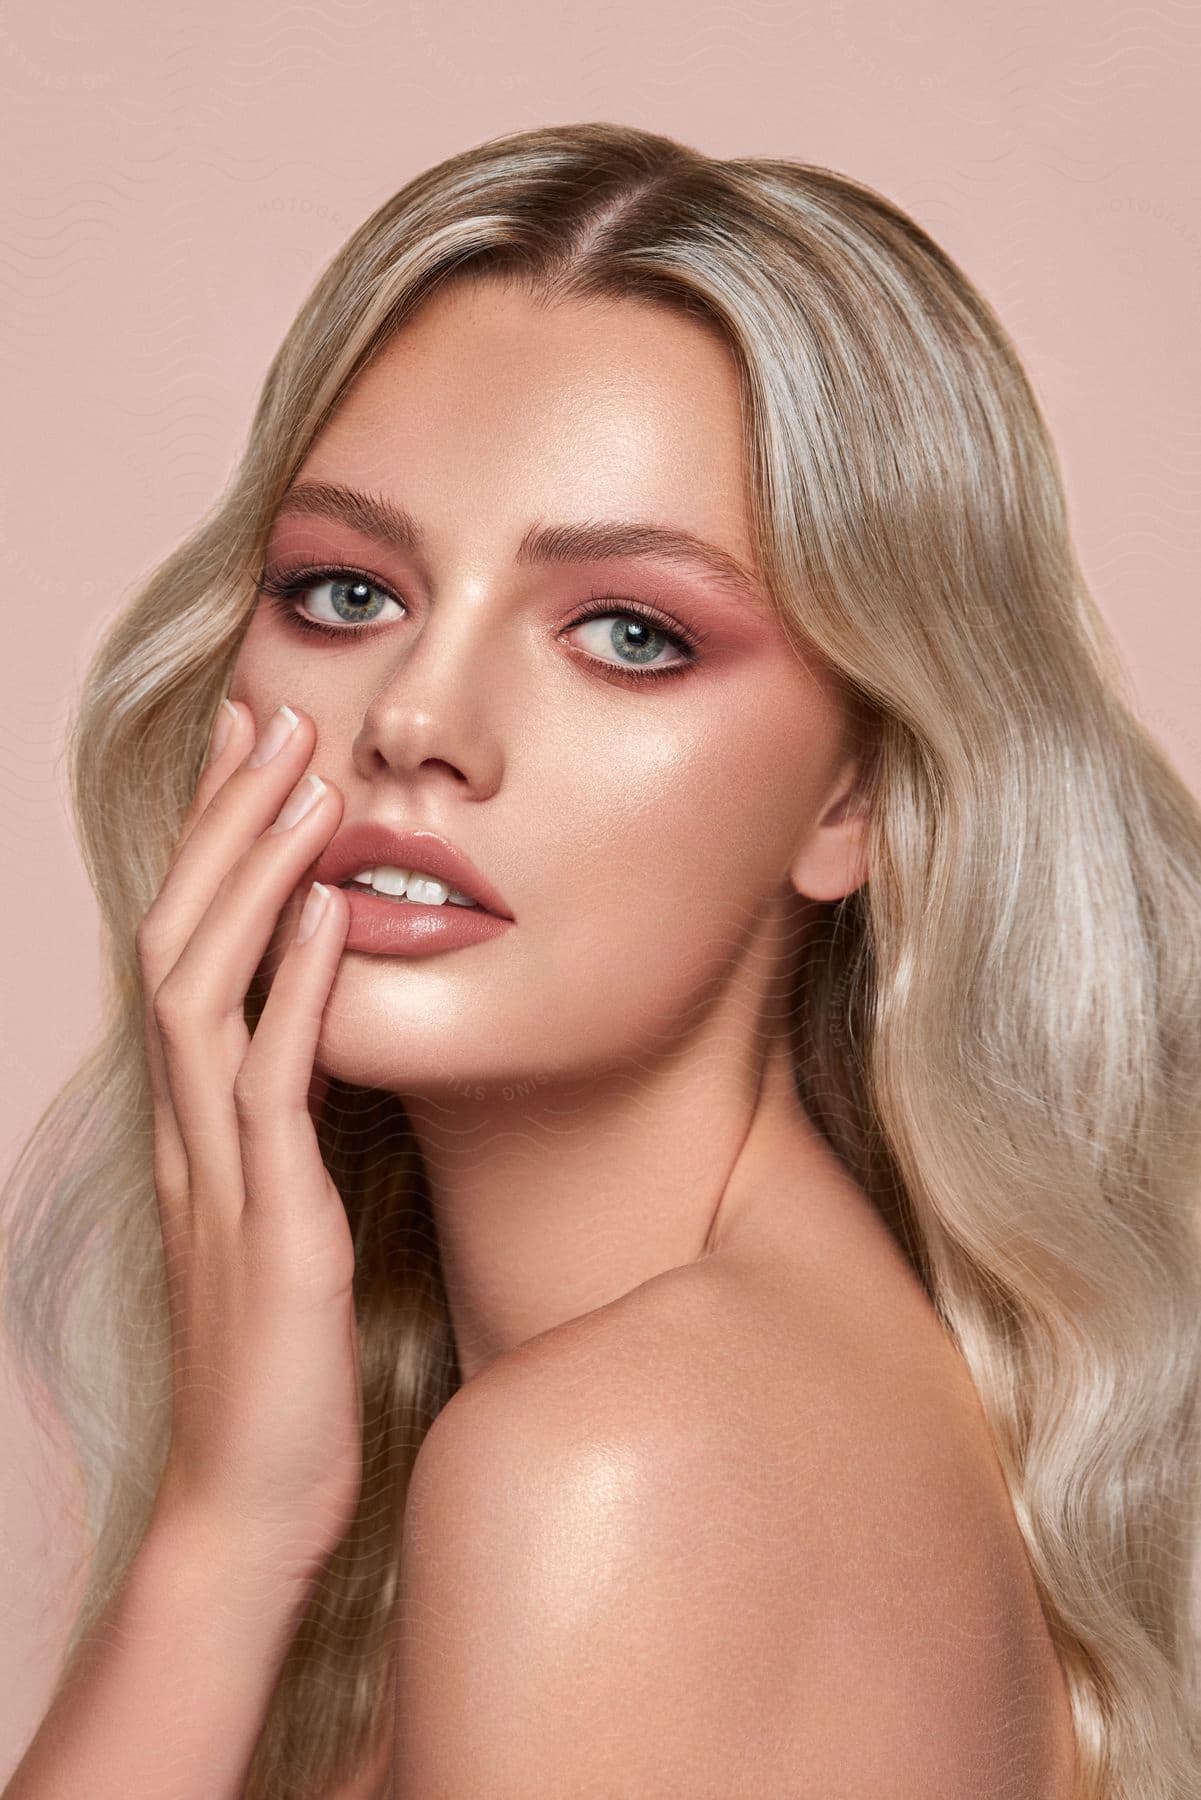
[136,699,359,1582]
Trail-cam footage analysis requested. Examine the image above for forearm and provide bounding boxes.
[4,1509,314,1800]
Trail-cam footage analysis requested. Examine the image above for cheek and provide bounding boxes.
[231,608,309,690]
[526,705,810,990]
[545,698,811,905]
[226,617,284,712]
[228,617,358,753]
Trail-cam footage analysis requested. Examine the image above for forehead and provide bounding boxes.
[298,279,757,569]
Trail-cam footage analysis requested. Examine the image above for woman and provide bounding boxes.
[3,120,1199,1799]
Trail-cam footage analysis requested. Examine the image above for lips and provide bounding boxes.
[314,822,514,920]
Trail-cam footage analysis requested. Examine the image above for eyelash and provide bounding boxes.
[253,560,711,684]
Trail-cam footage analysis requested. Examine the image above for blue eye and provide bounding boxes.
[254,562,710,685]
[560,598,702,680]
[257,566,404,635]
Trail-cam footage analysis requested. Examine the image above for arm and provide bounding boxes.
[5,702,366,1798]
[4,1507,312,1800]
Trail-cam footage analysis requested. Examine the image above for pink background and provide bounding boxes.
[2,0,1198,1773]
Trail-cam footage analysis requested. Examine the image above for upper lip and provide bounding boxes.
[314,822,514,920]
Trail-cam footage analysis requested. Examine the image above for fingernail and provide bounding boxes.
[246,703,300,767]
[297,881,331,943]
[206,697,237,764]
[271,771,326,833]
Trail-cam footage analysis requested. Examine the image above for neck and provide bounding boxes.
[399,1003,830,1386]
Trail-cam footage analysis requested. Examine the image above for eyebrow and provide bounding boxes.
[272,479,766,609]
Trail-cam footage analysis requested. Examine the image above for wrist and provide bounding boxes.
[3,1492,320,1799]
[141,1492,331,1625]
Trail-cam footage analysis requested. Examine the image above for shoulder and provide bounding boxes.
[395,1260,1069,1798]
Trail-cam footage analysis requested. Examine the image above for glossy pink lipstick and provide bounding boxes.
[313,822,515,959]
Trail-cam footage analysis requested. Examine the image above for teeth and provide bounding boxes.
[346,865,479,908]
[406,874,450,905]
[371,866,420,899]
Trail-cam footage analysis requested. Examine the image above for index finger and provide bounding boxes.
[172,695,252,864]
[141,695,247,1203]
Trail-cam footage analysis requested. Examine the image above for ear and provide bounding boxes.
[788,752,871,904]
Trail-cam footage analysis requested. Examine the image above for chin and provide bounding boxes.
[310,998,546,1105]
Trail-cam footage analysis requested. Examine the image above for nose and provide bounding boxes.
[349,586,505,798]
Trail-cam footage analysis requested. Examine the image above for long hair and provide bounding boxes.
[3,121,1199,1799]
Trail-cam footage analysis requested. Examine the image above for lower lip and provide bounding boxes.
[336,884,515,957]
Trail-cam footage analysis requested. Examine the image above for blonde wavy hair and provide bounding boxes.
[3,121,1200,1800]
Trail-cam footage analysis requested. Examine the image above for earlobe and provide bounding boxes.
[788,770,871,904]
[788,828,869,905]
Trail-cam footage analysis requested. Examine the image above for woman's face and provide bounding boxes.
[230,277,866,1097]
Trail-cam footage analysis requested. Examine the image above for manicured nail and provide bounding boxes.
[246,703,300,767]
[206,697,238,764]
[270,771,326,833]
[297,881,331,943]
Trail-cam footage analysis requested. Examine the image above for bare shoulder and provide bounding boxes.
[397,1257,1075,1798]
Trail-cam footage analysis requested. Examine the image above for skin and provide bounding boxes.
[230,275,876,1384]
[7,277,1075,1800]
[224,283,1075,1795]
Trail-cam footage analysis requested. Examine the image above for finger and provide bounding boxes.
[145,985,190,1205]
[172,696,254,862]
[150,703,314,975]
[154,769,343,1207]
[141,702,318,1206]
[141,698,250,1204]
[234,881,354,1267]
[143,698,270,1189]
